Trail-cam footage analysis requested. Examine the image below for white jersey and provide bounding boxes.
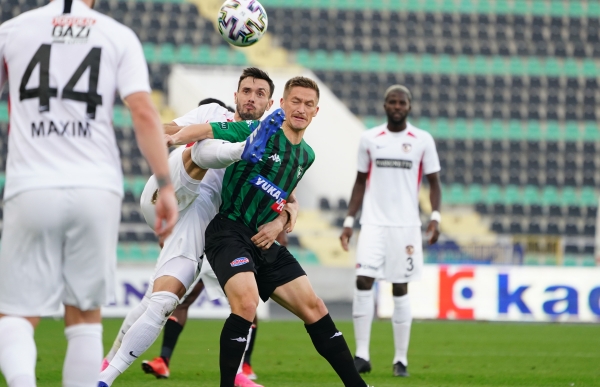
[0,0,150,200]
[357,123,440,227]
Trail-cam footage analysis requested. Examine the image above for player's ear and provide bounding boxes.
[279,97,284,108]
[267,99,274,110]
[234,92,238,104]
[313,106,319,117]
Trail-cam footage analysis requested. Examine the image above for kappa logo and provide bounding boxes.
[230,257,250,267]
[297,166,304,178]
[268,154,281,163]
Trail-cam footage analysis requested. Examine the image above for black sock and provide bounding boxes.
[305,314,367,387]
[243,324,257,365]
[160,318,184,366]
[220,313,252,387]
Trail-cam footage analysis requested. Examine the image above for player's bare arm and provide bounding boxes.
[163,122,182,135]
[340,171,368,251]
[126,91,178,238]
[426,172,442,244]
[165,123,215,146]
[283,191,299,233]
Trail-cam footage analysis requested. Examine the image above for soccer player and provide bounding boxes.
[0,0,179,386]
[340,85,442,377]
[100,69,296,387]
[166,77,369,387]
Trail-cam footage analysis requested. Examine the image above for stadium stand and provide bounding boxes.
[0,0,597,266]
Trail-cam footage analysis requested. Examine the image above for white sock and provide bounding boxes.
[105,295,150,361]
[99,292,179,386]
[236,327,253,375]
[352,289,374,361]
[63,323,103,387]
[392,295,412,366]
[191,139,245,169]
[0,316,37,387]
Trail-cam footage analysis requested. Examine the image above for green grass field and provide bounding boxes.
[2,319,598,387]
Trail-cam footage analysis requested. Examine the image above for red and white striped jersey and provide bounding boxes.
[0,0,150,199]
[357,122,440,227]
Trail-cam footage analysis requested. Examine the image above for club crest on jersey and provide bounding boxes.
[402,143,412,153]
[52,16,95,44]
[297,166,304,178]
[230,257,250,267]
[406,245,414,255]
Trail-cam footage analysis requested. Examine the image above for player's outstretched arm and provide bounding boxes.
[166,123,215,146]
[426,172,442,244]
[126,91,178,238]
[340,171,368,251]
[163,122,182,135]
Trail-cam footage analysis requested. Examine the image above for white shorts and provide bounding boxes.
[140,146,203,229]
[0,188,121,316]
[198,256,225,300]
[355,225,423,283]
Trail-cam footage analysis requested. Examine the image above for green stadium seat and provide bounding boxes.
[523,186,539,205]
[485,185,503,204]
[465,185,484,204]
[564,122,580,141]
[157,44,176,64]
[561,187,578,205]
[142,43,156,62]
[445,184,465,205]
[581,187,597,206]
[582,122,598,141]
[176,44,195,63]
[504,185,521,205]
[542,186,560,206]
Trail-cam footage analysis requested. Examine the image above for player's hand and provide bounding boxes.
[426,220,440,245]
[252,218,285,250]
[164,134,175,147]
[340,227,353,252]
[283,201,299,233]
[153,185,178,240]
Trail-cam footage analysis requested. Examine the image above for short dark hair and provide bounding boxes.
[198,98,234,112]
[283,76,320,100]
[237,67,275,98]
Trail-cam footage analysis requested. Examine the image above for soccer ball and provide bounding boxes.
[217,0,268,47]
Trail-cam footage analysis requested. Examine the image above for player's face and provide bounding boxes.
[384,91,411,124]
[280,87,319,131]
[234,77,273,120]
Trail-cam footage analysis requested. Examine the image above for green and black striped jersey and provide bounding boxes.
[210,120,315,232]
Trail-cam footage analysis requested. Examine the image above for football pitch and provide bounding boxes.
[7,318,598,387]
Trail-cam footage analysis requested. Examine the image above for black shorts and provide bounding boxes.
[205,214,306,302]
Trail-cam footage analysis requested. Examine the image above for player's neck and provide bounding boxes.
[387,121,407,133]
[282,123,305,145]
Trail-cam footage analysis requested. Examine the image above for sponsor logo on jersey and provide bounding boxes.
[249,175,287,201]
[268,154,281,163]
[230,257,250,267]
[52,16,95,44]
[406,245,414,255]
[375,159,413,169]
[402,143,412,153]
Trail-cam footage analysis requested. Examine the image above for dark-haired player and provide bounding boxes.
[167,77,370,387]
[100,69,293,387]
[340,85,442,377]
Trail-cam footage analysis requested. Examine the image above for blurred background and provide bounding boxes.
[0,0,599,321]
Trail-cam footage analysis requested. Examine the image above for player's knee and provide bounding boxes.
[299,295,328,324]
[147,291,180,325]
[230,295,259,321]
[392,283,408,297]
[356,276,375,290]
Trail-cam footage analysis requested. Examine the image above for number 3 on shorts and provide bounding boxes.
[406,257,414,272]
